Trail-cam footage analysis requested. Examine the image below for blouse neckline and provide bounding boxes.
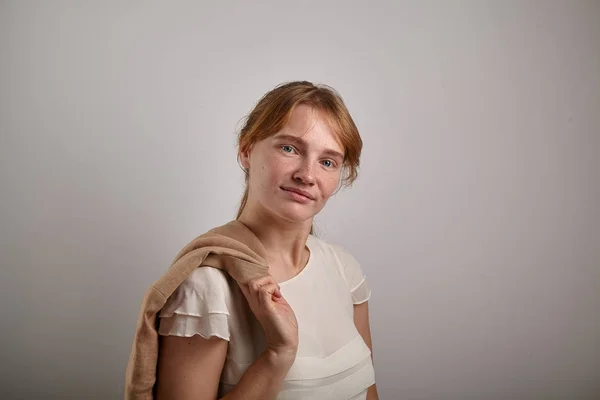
[278,235,314,287]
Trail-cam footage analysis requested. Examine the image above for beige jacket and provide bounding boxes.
[125,220,269,399]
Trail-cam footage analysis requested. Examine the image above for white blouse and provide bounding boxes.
[158,234,375,399]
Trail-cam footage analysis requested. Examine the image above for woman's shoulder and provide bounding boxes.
[160,266,233,319]
[308,235,371,302]
[184,266,231,287]
[307,234,358,266]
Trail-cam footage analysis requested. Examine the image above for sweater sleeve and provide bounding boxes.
[331,244,372,305]
[158,266,231,341]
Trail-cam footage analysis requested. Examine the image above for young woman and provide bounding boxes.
[155,81,378,399]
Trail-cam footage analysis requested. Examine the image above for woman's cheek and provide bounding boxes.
[321,175,338,199]
[273,157,286,170]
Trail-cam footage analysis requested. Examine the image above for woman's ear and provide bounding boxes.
[239,149,251,170]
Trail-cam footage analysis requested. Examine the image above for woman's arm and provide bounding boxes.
[354,301,379,400]
[155,335,227,399]
[221,348,295,400]
[155,335,295,400]
[156,274,298,400]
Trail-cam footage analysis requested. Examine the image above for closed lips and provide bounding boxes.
[282,187,314,200]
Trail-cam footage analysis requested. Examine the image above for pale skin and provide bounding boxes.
[155,104,378,399]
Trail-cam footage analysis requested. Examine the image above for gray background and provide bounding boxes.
[1,1,599,399]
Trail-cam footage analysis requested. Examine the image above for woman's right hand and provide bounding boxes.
[237,275,299,360]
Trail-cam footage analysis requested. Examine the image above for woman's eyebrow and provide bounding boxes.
[323,149,345,161]
[273,134,345,160]
[273,134,305,144]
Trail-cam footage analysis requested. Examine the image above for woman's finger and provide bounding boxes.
[256,282,279,303]
[238,277,281,304]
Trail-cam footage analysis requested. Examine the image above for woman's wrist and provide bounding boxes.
[263,346,297,370]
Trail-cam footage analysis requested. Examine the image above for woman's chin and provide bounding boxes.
[276,206,315,224]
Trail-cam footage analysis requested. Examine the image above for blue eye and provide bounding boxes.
[281,145,295,153]
[322,160,335,168]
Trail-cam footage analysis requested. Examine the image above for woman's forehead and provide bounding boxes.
[275,105,345,153]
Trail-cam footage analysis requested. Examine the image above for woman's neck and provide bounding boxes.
[237,204,311,273]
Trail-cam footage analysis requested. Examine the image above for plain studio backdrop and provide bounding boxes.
[1,1,599,399]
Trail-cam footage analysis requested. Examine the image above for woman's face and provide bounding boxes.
[240,104,345,225]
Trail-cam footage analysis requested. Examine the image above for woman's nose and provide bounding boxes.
[292,160,316,185]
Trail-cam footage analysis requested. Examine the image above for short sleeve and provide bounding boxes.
[331,244,372,305]
[158,266,231,341]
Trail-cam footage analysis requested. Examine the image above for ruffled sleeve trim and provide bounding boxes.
[351,277,372,305]
[157,267,231,340]
[158,313,230,341]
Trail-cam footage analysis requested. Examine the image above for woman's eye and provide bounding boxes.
[322,160,334,168]
[281,145,295,153]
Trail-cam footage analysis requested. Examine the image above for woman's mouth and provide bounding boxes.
[281,187,314,203]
